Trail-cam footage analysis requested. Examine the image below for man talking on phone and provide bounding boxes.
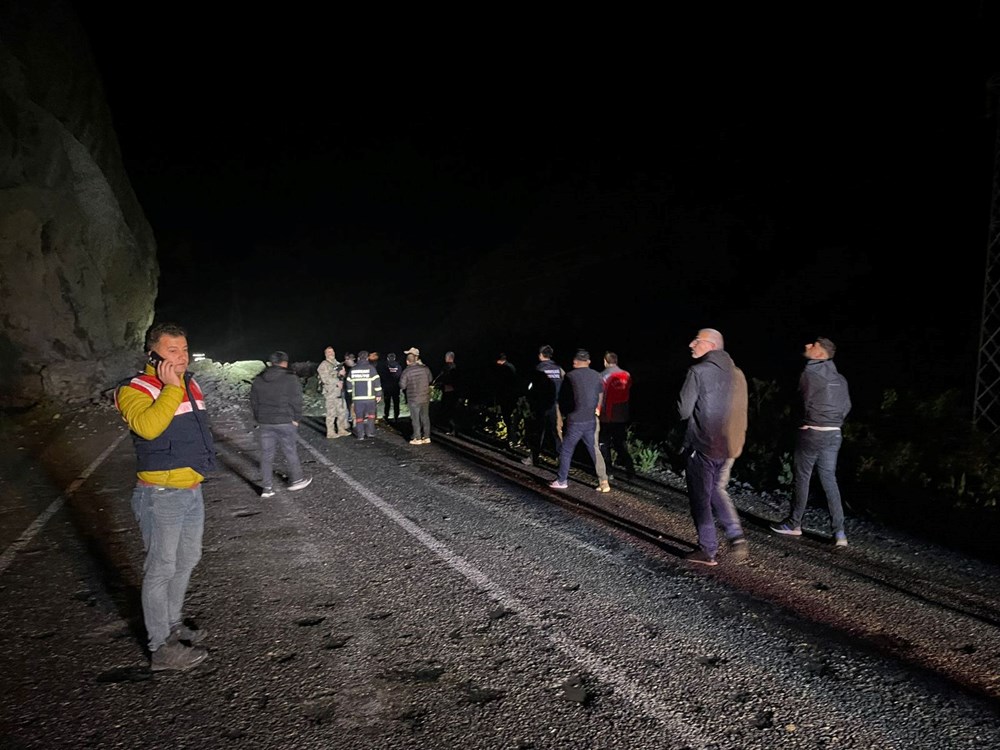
[114,322,215,671]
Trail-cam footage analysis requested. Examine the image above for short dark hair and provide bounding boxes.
[146,322,186,351]
[574,349,590,362]
[539,345,554,358]
[815,337,837,357]
[357,350,369,360]
[268,350,289,365]
[604,351,618,365]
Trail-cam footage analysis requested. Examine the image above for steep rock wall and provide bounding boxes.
[0,0,157,407]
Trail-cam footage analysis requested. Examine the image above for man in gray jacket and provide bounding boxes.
[249,351,313,498]
[399,347,433,444]
[677,328,749,566]
[771,337,852,546]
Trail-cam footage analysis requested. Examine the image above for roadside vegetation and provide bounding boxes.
[468,381,1000,562]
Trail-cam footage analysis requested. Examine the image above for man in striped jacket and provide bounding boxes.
[115,322,214,672]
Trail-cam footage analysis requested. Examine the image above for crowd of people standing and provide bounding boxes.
[113,322,852,673]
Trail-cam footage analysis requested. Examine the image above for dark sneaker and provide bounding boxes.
[169,623,206,645]
[770,520,802,536]
[150,642,208,672]
[549,479,568,489]
[834,531,848,547]
[288,477,313,492]
[684,549,718,566]
[729,537,749,563]
[260,488,275,499]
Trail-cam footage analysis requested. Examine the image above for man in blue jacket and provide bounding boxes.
[771,337,852,546]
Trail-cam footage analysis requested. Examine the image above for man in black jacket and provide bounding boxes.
[522,345,564,467]
[677,329,749,566]
[771,337,852,546]
[249,351,313,498]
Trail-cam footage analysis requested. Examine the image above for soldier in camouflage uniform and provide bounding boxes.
[317,346,350,438]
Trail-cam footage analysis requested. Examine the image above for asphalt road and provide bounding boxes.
[1,373,999,749]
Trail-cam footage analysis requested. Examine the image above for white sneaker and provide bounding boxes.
[288,477,313,492]
[420,437,431,444]
[409,438,422,445]
[260,488,275,499]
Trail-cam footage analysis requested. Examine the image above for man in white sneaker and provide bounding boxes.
[115,322,213,671]
[549,350,610,493]
[250,351,313,497]
[399,347,433,444]
[771,337,852,547]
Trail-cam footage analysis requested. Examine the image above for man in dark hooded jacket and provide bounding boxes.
[677,328,748,566]
[250,351,312,498]
[771,337,852,546]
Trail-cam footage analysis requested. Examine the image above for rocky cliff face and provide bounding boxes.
[0,0,158,408]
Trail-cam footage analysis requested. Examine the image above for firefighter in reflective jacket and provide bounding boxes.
[346,349,382,440]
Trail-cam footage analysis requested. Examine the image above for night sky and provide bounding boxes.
[72,5,1000,420]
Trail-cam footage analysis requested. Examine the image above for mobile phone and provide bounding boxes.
[148,350,165,366]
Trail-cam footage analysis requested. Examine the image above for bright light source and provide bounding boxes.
[192,352,206,362]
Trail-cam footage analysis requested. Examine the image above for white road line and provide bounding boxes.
[0,432,128,577]
[300,439,706,747]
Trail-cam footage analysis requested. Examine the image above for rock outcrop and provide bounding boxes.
[0,0,157,408]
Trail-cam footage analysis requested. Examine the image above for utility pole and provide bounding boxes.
[974,74,1000,431]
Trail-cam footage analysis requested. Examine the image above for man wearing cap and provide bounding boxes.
[249,351,313,497]
[399,347,433,444]
[549,350,611,492]
[677,328,748,566]
[771,337,852,546]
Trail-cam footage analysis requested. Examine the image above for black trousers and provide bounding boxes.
[599,421,635,477]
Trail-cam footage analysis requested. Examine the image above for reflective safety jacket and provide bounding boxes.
[346,364,383,401]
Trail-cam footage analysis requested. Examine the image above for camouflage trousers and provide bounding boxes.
[324,394,350,437]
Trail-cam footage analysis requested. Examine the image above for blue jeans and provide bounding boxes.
[790,429,845,534]
[409,402,431,440]
[557,420,609,483]
[259,423,304,488]
[685,451,744,558]
[131,484,204,651]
